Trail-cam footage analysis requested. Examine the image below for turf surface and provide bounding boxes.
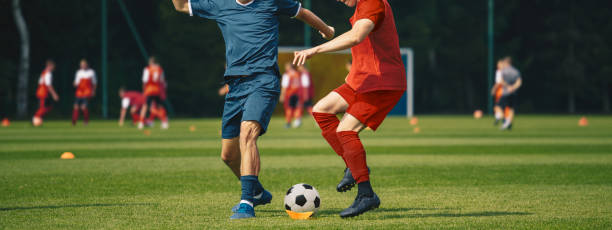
[1,115,611,229]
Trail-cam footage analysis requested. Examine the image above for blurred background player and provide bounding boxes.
[33,59,60,126]
[139,56,169,129]
[298,65,314,115]
[281,63,303,128]
[498,57,522,130]
[72,59,96,126]
[118,88,145,127]
[491,59,505,125]
[294,0,405,218]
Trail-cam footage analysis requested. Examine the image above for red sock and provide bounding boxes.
[131,113,140,124]
[72,108,79,124]
[337,131,369,183]
[83,108,89,123]
[313,112,347,166]
[35,107,46,118]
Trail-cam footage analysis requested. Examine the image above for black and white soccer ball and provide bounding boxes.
[284,183,320,213]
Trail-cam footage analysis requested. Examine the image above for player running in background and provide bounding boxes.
[498,57,522,130]
[298,65,314,114]
[33,60,60,126]
[294,0,405,218]
[171,0,334,219]
[118,88,145,127]
[281,63,303,128]
[139,56,169,130]
[491,59,506,125]
[72,59,96,126]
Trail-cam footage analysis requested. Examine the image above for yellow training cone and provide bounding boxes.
[285,210,314,220]
[60,152,75,160]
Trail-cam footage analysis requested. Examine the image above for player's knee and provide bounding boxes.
[313,102,333,114]
[240,121,261,142]
[221,151,238,164]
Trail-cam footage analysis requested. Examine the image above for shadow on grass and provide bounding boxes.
[260,208,531,219]
[375,210,533,219]
[0,203,157,211]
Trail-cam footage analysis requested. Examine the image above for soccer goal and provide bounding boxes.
[278,47,414,117]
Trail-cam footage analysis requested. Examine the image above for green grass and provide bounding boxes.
[1,115,611,229]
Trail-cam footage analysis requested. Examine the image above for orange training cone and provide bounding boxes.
[410,117,419,126]
[413,127,421,134]
[189,125,197,132]
[473,110,483,119]
[60,152,75,159]
[578,117,589,127]
[1,118,9,127]
[285,210,314,220]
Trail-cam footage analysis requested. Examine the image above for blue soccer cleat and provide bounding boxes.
[231,190,273,212]
[230,203,255,220]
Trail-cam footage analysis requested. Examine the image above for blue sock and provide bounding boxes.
[240,176,258,205]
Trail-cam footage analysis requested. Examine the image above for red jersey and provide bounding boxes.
[143,65,165,96]
[36,69,52,99]
[122,91,145,109]
[347,0,406,93]
[282,70,302,96]
[74,69,97,98]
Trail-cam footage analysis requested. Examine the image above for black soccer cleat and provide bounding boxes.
[336,168,356,192]
[339,193,380,218]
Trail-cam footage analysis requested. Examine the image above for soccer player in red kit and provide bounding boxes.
[139,56,169,129]
[72,59,97,126]
[118,88,146,127]
[280,63,303,128]
[294,0,406,217]
[33,60,60,126]
[298,65,315,114]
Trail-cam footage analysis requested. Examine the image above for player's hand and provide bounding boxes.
[319,26,335,40]
[52,95,59,101]
[293,48,318,66]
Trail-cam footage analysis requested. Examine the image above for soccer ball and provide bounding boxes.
[32,116,43,127]
[284,183,320,214]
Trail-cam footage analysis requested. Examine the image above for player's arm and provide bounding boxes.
[171,0,190,14]
[293,19,375,66]
[119,108,127,127]
[509,78,522,93]
[295,8,335,40]
[48,86,59,101]
[92,73,98,97]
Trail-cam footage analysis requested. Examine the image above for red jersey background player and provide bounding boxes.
[33,60,60,126]
[139,56,169,129]
[72,59,97,126]
[280,63,303,128]
[294,0,405,217]
[298,65,315,114]
[118,88,145,127]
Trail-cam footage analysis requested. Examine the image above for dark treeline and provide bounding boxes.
[1,0,610,118]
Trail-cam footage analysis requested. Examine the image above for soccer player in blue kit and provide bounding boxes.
[170,0,334,219]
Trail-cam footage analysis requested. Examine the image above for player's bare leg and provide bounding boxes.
[138,104,148,129]
[230,120,272,218]
[494,105,503,125]
[336,114,380,218]
[221,137,241,179]
[502,108,515,130]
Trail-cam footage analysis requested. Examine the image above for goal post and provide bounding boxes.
[277,47,414,118]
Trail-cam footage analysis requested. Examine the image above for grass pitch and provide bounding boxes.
[1,115,611,229]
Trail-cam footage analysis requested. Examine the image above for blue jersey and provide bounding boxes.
[190,0,301,76]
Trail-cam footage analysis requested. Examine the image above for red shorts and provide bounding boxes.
[334,84,404,131]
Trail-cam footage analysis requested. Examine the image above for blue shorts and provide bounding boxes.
[222,72,280,139]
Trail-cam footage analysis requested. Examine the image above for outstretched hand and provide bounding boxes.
[293,48,318,67]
